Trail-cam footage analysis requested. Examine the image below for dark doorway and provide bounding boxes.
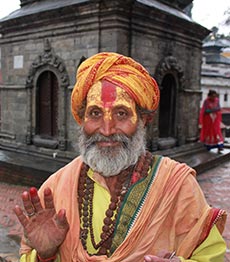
[159,74,176,138]
[37,71,58,139]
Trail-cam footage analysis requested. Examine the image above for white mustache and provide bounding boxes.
[85,133,130,149]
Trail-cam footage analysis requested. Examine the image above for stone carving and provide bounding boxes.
[26,39,69,88]
[155,55,185,90]
[59,139,67,151]
[25,39,69,150]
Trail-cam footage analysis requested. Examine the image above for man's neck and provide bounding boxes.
[104,176,119,195]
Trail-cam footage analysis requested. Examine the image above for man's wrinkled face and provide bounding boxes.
[83,80,138,143]
[78,80,146,177]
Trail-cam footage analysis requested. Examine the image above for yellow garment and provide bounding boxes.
[71,52,160,124]
[19,156,227,261]
[83,168,112,254]
[20,249,60,262]
[86,168,227,259]
[19,226,226,262]
[179,225,226,261]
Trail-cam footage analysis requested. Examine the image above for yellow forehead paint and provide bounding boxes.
[86,80,137,123]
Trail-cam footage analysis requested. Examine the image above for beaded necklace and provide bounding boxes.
[78,151,153,256]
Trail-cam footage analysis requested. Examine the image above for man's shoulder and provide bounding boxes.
[152,154,196,178]
[45,155,83,183]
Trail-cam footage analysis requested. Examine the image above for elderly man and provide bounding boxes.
[14,52,226,262]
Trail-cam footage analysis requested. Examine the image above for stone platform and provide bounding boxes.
[0,149,67,187]
[0,141,229,188]
[155,141,230,174]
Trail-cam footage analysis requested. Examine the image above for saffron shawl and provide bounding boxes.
[20,156,226,261]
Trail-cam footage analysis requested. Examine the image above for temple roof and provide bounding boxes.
[0,0,194,24]
[0,0,88,22]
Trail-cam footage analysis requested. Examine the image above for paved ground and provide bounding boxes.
[197,160,230,262]
[0,183,28,262]
[0,160,229,261]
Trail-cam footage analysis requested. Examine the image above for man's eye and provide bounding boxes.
[88,110,102,118]
[115,110,128,119]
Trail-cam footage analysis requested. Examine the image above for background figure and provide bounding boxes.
[199,90,224,153]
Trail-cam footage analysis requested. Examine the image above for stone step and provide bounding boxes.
[0,149,66,187]
[154,141,230,174]
[0,142,229,187]
[173,148,230,174]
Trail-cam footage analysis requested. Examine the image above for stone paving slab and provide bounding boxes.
[0,226,20,262]
[0,183,28,261]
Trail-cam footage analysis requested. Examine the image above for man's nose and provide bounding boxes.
[99,117,116,136]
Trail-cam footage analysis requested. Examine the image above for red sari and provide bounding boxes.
[199,97,224,150]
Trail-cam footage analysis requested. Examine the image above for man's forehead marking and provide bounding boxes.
[101,81,117,107]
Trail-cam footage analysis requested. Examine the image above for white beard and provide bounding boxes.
[78,121,146,177]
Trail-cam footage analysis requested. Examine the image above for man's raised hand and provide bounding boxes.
[14,187,69,259]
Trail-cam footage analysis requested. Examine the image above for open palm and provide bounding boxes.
[14,187,69,259]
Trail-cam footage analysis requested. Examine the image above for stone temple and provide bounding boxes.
[0,0,209,163]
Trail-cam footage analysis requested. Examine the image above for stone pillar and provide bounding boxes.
[25,85,32,145]
[58,84,67,151]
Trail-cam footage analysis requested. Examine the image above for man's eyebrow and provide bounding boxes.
[87,105,102,110]
[113,105,132,110]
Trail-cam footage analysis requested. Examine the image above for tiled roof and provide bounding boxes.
[0,0,88,22]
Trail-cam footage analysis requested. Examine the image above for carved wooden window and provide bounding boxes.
[37,71,58,138]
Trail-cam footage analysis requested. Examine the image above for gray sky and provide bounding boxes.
[0,0,229,34]
[192,0,229,34]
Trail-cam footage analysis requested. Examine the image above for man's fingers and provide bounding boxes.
[29,187,43,212]
[44,187,55,209]
[22,191,35,215]
[156,250,171,258]
[13,205,28,227]
[55,209,69,229]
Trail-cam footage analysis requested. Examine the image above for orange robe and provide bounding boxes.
[20,155,226,261]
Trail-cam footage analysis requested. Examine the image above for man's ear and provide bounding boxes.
[141,112,155,126]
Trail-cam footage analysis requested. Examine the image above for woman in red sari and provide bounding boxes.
[199,90,224,153]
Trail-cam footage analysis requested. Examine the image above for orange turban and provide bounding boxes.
[71,52,160,124]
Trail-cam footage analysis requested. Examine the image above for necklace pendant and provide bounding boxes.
[120,186,127,196]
